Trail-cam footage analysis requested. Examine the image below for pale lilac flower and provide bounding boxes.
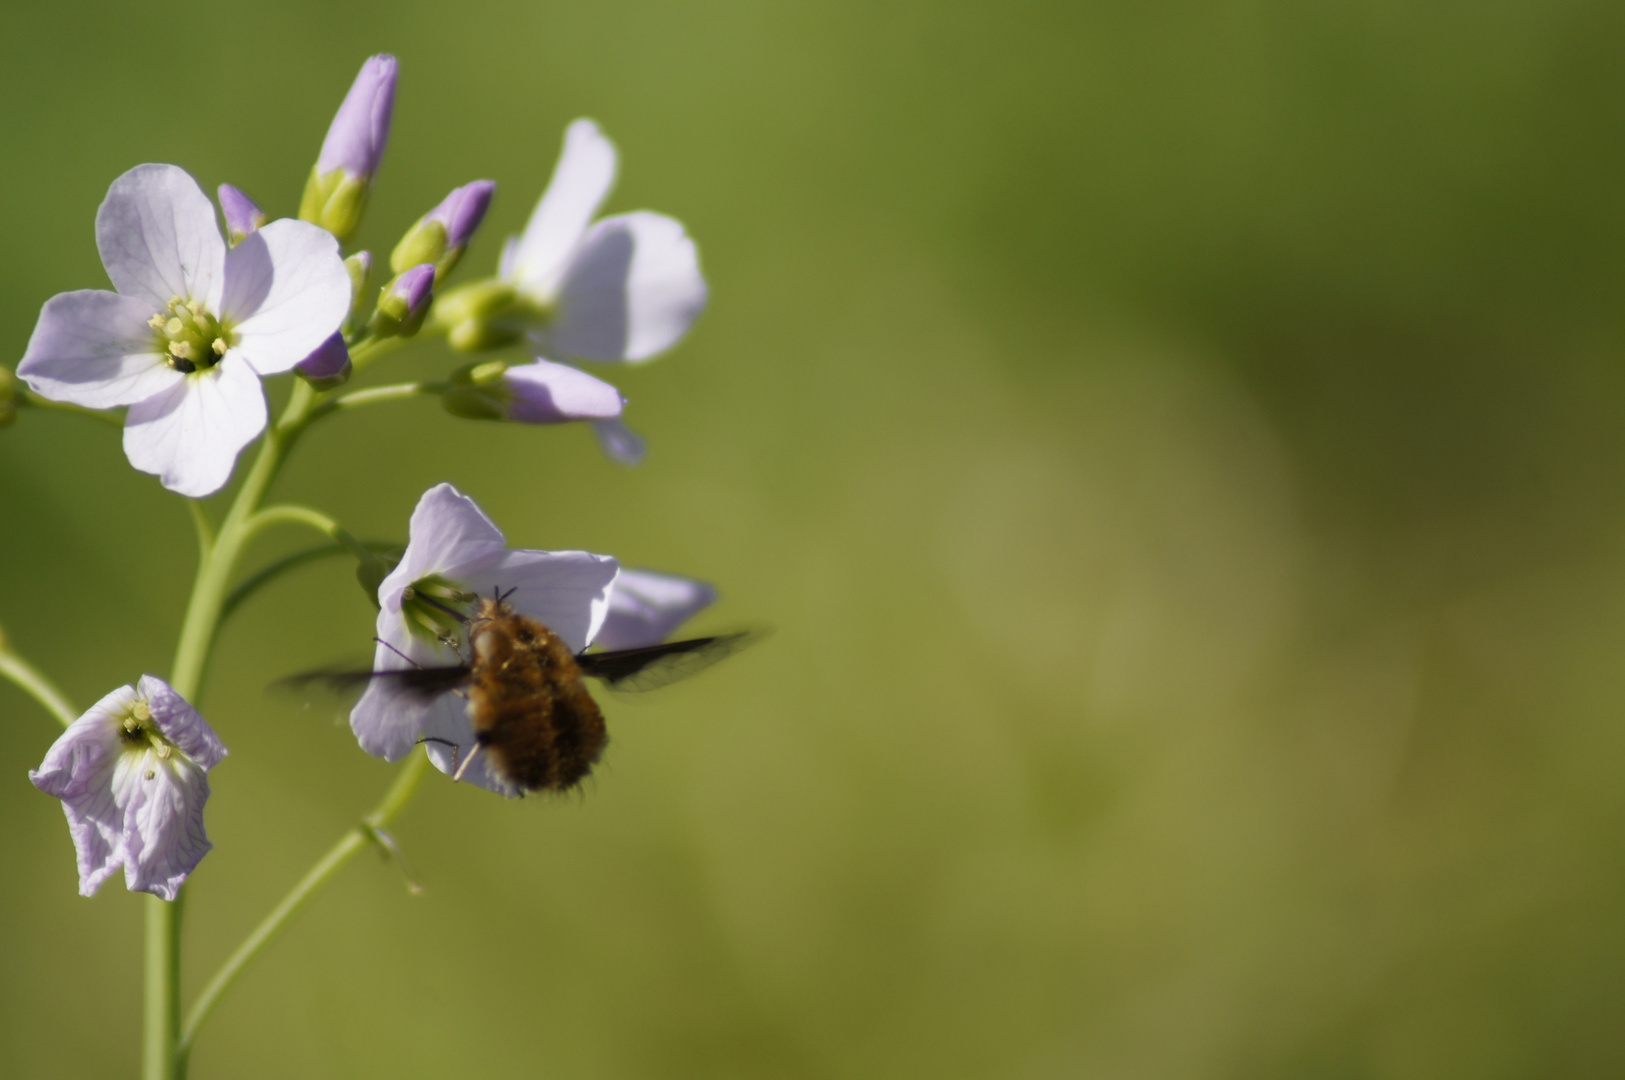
[317,54,396,182]
[217,184,267,245]
[443,357,625,426]
[18,164,350,496]
[499,119,708,364]
[350,483,619,796]
[595,568,718,651]
[30,676,226,901]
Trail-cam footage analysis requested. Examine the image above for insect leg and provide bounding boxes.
[451,742,484,783]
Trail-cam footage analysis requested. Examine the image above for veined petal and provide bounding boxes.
[464,549,619,654]
[96,164,227,312]
[507,119,618,294]
[224,220,351,376]
[139,675,226,770]
[595,568,719,651]
[123,356,267,497]
[504,359,624,423]
[117,749,212,901]
[543,212,707,363]
[18,290,180,408]
[379,483,509,608]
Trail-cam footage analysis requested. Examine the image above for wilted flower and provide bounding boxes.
[350,483,619,795]
[18,164,351,496]
[30,675,226,901]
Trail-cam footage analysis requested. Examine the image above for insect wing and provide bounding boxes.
[576,631,764,692]
[275,664,471,701]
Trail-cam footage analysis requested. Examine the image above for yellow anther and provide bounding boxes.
[148,314,167,331]
[145,770,156,780]
[211,338,228,355]
[169,341,194,360]
[131,700,153,723]
[186,300,204,317]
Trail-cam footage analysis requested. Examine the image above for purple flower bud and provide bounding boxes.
[217,184,267,243]
[427,180,496,248]
[504,359,624,423]
[317,54,398,180]
[389,263,435,316]
[297,331,352,384]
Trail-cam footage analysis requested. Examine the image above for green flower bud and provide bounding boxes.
[390,219,448,277]
[447,318,524,352]
[432,279,519,327]
[369,264,435,339]
[299,168,370,243]
[440,360,511,420]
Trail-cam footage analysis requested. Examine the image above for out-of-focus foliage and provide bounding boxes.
[6,1,1625,1077]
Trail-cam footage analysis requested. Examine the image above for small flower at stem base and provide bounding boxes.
[300,55,398,242]
[217,184,268,246]
[30,675,226,900]
[391,180,496,283]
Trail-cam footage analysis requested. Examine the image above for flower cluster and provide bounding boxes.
[15,56,730,904]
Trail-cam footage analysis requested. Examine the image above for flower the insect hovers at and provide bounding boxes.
[300,54,398,241]
[30,676,226,901]
[17,164,351,496]
[595,568,718,650]
[349,483,619,796]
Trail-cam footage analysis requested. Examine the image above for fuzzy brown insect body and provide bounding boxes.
[466,598,608,793]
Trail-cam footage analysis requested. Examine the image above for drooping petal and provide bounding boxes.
[223,220,351,376]
[541,212,707,363]
[139,675,226,770]
[506,119,618,295]
[592,417,648,466]
[96,164,227,312]
[115,748,213,901]
[463,548,620,654]
[379,483,508,607]
[317,54,398,179]
[123,356,267,497]
[18,289,181,408]
[504,359,624,423]
[595,569,719,651]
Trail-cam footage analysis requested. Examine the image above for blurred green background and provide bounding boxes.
[6,0,1625,1076]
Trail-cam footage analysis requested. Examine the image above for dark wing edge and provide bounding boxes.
[272,664,471,701]
[576,629,768,692]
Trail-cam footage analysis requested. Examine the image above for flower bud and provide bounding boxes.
[370,264,435,338]
[344,251,371,332]
[390,180,496,282]
[217,184,267,245]
[296,332,352,390]
[0,366,16,428]
[440,358,625,425]
[300,55,398,241]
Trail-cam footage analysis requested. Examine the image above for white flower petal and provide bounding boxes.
[504,359,625,423]
[30,685,137,897]
[118,750,212,902]
[464,549,620,654]
[18,290,180,408]
[350,618,465,762]
[224,219,351,376]
[96,164,227,311]
[595,568,718,651]
[508,119,618,296]
[139,675,227,770]
[591,417,647,466]
[123,356,267,497]
[542,212,708,363]
[379,483,508,608]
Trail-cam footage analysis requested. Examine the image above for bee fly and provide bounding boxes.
[302,588,760,794]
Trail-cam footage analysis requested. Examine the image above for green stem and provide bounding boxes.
[176,751,432,1063]
[217,540,394,629]
[144,891,183,1080]
[0,641,78,727]
[306,380,445,424]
